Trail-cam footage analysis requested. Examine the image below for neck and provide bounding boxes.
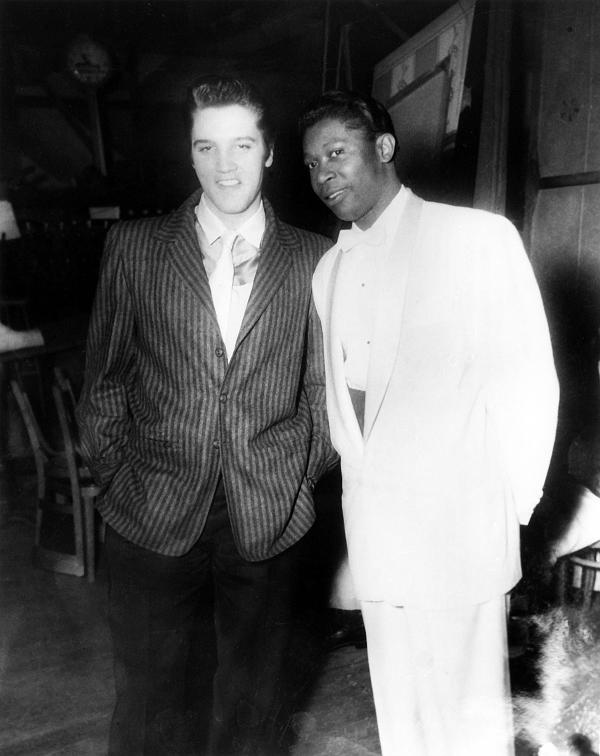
[356,178,402,230]
[203,194,263,231]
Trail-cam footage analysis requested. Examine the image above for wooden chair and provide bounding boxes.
[53,365,80,417]
[10,376,100,581]
[10,377,85,577]
[9,377,55,498]
[52,368,102,582]
[556,541,600,609]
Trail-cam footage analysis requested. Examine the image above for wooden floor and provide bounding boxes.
[0,465,380,756]
[2,463,600,756]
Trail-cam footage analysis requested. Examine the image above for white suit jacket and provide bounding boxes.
[312,189,559,608]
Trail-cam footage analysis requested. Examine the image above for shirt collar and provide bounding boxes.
[195,194,266,248]
[339,185,408,252]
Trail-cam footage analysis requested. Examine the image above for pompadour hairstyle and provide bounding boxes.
[185,75,274,150]
[298,89,396,144]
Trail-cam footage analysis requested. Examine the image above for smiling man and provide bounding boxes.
[300,90,559,756]
[77,77,334,756]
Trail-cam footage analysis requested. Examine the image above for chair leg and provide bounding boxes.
[83,496,96,583]
[582,567,596,610]
[34,499,43,548]
[556,558,567,604]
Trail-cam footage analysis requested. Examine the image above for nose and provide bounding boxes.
[215,148,236,173]
[315,162,335,187]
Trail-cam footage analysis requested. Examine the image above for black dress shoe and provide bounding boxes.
[325,610,367,651]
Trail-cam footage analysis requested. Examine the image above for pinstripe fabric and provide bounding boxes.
[76,190,336,560]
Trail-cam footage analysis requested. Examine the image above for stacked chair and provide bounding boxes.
[557,541,600,609]
[555,352,600,610]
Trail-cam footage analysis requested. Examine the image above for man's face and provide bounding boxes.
[191,103,273,227]
[303,117,393,230]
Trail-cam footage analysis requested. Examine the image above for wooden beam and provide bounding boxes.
[357,0,410,42]
[539,171,600,189]
[334,24,354,89]
[473,2,513,214]
[321,0,331,92]
[343,25,353,90]
[86,88,107,176]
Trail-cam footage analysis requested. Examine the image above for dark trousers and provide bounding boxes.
[105,480,299,756]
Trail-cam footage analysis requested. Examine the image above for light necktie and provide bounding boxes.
[230,234,260,286]
[196,223,261,357]
[199,228,260,286]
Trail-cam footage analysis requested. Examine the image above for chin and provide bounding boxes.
[329,199,363,224]
[330,207,356,223]
[212,200,252,217]
[225,203,251,215]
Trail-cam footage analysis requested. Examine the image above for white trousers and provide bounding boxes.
[361,596,515,756]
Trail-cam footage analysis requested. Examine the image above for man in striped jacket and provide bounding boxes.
[77,77,334,756]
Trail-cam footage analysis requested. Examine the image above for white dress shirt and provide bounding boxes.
[195,196,265,359]
[335,188,408,390]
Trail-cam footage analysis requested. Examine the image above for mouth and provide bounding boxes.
[217,179,241,187]
[322,187,347,205]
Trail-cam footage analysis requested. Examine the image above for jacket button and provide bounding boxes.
[215,347,224,357]
[219,393,227,403]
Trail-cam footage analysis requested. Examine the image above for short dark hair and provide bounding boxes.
[298,89,396,144]
[184,75,274,150]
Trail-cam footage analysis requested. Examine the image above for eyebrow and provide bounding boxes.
[302,140,345,160]
[192,135,259,147]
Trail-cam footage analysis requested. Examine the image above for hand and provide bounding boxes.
[548,484,600,561]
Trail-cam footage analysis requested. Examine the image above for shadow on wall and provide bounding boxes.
[538,253,600,488]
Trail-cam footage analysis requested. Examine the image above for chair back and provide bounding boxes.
[10,378,56,498]
[51,367,95,494]
[51,368,102,582]
[53,366,78,425]
[51,370,82,493]
[11,370,99,580]
[557,540,600,609]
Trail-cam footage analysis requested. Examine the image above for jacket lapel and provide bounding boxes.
[363,190,423,442]
[235,200,292,347]
[161,194,292,349]
[161,190,218,324]
[325,249,365,461]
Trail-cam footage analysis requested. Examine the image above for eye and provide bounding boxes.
[305,159,318,170]
[236,142,253,150]
[194,144,212,153]
[330,148,344,158]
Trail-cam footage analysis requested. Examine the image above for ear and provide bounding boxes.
[265,145,274,168]
[375,133,396,164]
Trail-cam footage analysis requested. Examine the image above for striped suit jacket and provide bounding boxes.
[76,190,335,560]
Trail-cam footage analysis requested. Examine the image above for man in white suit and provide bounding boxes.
[299,90,559,756]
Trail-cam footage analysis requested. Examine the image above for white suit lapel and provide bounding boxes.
[363,191,423,442]
[324,249,365,460]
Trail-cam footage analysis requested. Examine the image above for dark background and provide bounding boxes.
[0,0,487,323]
